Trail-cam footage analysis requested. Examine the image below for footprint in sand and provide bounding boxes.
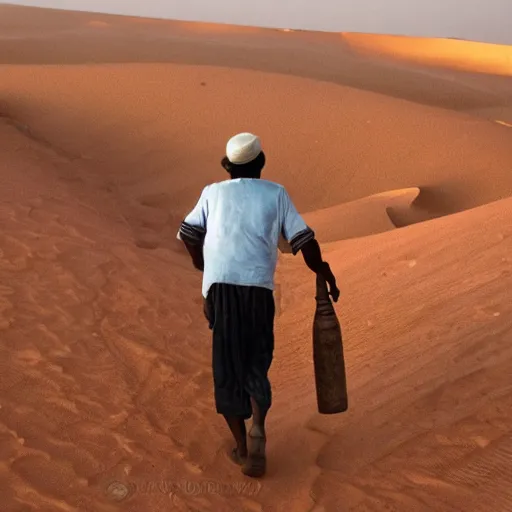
[105,481,131,501]
[134,235,161,250]
[138,193,172,210]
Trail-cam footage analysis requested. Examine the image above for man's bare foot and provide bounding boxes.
[242,427,266,478]
[229,447,247,466]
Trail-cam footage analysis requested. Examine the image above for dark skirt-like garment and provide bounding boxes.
[204,283,275,419]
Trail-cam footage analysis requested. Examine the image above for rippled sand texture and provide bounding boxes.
[1,4,512,511]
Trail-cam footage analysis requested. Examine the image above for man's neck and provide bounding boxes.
[230,173,261,180]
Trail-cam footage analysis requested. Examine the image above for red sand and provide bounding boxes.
[343,33,512,76]
[0,4,511,511]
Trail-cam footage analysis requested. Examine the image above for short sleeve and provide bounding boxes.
[177,187,208,245]
[280,188,315,255]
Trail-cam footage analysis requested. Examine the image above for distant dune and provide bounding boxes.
[0,4,511,512]
[300,188,420,243]
[343,33,512,76]
[2,63,511,231]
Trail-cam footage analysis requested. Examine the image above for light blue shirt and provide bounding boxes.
[178,178,314,298]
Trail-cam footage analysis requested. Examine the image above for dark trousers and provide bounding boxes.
[204,283,275,419]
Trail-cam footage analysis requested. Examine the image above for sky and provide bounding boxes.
[4,0,512,45]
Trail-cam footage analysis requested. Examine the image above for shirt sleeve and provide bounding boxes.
[177,187,208,245]
[280,187,315,255]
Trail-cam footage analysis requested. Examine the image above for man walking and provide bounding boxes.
[177,133,339,477]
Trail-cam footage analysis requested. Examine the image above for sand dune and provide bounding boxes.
[2,4,512,115]
[273,194,512,511]
[1,4,512,512]
[300,188,420,242]
[343,33,512,76]
[300,185,465,243]
[2,63,512,230]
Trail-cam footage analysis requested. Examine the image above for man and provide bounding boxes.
[177,133,339,478]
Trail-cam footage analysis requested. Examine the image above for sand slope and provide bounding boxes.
[2,63,512,237]
[343,33,512,76]
[301,188,420,242]
[1,4,512,512]
[2,3,512,114]
[2,110,511,511]
[273,194,512,511]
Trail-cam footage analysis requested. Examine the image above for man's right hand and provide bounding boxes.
[328,281,340,303]
[300,239,340,302]
[320,262,340,303]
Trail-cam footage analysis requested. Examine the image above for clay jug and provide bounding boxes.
[313,274,348,414]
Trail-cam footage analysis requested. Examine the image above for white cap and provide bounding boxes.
[226,133,262,164]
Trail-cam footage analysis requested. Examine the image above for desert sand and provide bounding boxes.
[0,4,511,511]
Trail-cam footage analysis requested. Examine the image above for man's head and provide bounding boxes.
[221,132,266,179]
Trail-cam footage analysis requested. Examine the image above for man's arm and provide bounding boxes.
[177,188,208,271]
[281,188,340,302]
[300,238,339,302]
[183,238,204,271]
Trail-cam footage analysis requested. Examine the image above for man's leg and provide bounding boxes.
[223,415,248,463]
[242,287,275,478]
[208,284,253,464]
[249,397,268,438]
[242,395,269,478]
